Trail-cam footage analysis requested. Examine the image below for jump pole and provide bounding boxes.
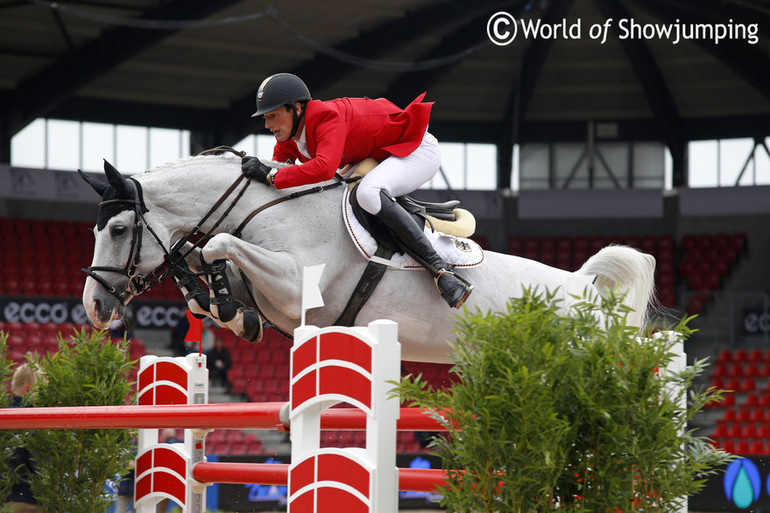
[0,403,447,432]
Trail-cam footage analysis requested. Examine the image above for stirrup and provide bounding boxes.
[434,268,474,309]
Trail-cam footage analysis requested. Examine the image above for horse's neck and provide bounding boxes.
[136,155,336,242]
[137,156,273,235]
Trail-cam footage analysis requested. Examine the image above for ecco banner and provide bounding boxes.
[0,296,186,329]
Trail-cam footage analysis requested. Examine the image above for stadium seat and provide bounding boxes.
[749,440,766,456]
[720,439,735,453]
[716,349,734,364]
[736,409,752,424]
[735,440,751,455]
[713,423,729,438]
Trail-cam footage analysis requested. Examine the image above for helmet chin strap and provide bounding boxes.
[289,103,306,139]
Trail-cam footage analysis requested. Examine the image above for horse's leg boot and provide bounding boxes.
[375,190,473,309]
[202,258,238,323]
[171,260,210,316]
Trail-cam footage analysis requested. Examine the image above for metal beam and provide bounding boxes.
[631,0,770,102]
[46,96,770,144]
[594,0,685,186]
[499,0,576,189]
[382,2,518,107]
[226,1,498,144]
[4,0,242,138]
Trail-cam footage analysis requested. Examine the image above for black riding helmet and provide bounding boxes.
[252,73,311,138]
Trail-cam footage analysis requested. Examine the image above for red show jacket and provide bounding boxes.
[271,93,432,189]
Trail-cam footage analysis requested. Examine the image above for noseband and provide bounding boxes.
[82,178,161,304]
[83,147,361,307]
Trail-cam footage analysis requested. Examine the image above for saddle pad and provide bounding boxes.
[342,186,485,270]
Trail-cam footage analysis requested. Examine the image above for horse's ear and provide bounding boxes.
[103,159,130,192]
[78,169,108,196]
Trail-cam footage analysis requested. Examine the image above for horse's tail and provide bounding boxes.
[576,245,657,329]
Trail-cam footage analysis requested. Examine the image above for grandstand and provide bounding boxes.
[1,197,767,458]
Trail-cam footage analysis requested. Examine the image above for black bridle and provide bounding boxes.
[83,147,360,308]
[82,177,173,304]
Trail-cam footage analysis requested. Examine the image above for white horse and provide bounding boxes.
[80,154,656,363]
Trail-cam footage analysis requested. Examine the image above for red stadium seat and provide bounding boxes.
[713,423,729,438]
[720,439,735,453]
[749,440,766,456]
[735,440,751,455]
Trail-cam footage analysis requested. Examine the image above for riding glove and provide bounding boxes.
[241,156,273,185]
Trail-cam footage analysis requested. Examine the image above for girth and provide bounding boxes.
[334,187,461,326]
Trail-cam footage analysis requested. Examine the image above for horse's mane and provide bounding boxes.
[145,154,288,174]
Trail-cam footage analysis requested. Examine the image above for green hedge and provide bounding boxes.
[21,329,135,513]
[399,289,732,512]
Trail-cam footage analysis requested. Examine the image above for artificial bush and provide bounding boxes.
[399,289,732,512]
[22,329,135,513]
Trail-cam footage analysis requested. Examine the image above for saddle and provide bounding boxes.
[345,158,476,255]
[336,159,483,325]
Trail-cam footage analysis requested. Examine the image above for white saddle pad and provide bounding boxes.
[342,186,485,270]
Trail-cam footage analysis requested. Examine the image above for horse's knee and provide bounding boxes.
[202,233,234,261]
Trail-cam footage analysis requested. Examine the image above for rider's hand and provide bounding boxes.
[241,156,273,185]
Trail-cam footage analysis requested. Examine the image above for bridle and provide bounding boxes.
[83,147,360,308]
[82,177,174,304]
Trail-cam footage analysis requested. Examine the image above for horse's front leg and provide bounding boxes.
[202,233,303,323]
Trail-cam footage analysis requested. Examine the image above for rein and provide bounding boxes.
[85,147,360,314]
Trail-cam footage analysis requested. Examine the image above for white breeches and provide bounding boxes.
[354,131,440,215]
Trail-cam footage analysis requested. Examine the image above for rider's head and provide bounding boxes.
[252,73,311,142]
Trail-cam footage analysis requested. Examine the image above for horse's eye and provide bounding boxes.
[111,225,128,236]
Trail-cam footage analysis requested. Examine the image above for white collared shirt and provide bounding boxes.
[295,128,310,159]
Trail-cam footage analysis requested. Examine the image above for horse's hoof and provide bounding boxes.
[241,307,263,343]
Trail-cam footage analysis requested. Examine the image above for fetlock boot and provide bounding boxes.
[171,259,210,316]
[202,257,238,323]
[375,190,473,309]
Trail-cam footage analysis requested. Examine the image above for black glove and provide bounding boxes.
[241,156,272,185]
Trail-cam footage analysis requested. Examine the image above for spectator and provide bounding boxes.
[169,315,189,357]
[205,337,232,388]
[4,363,41,513]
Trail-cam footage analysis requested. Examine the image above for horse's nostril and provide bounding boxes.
[94,297,103,313]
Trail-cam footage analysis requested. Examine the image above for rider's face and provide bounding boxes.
[263,104,300,142]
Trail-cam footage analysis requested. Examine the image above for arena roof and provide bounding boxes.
[1,0,769,187]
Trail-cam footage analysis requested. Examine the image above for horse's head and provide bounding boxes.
[79,161,170,328]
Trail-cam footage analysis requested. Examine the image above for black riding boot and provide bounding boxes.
[376,190,473,309]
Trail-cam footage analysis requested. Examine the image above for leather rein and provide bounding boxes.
[83,147,359,310]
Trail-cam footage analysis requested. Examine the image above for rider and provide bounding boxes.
[241,72,472,309]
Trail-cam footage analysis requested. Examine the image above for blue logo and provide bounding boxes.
[724,458,761,509]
